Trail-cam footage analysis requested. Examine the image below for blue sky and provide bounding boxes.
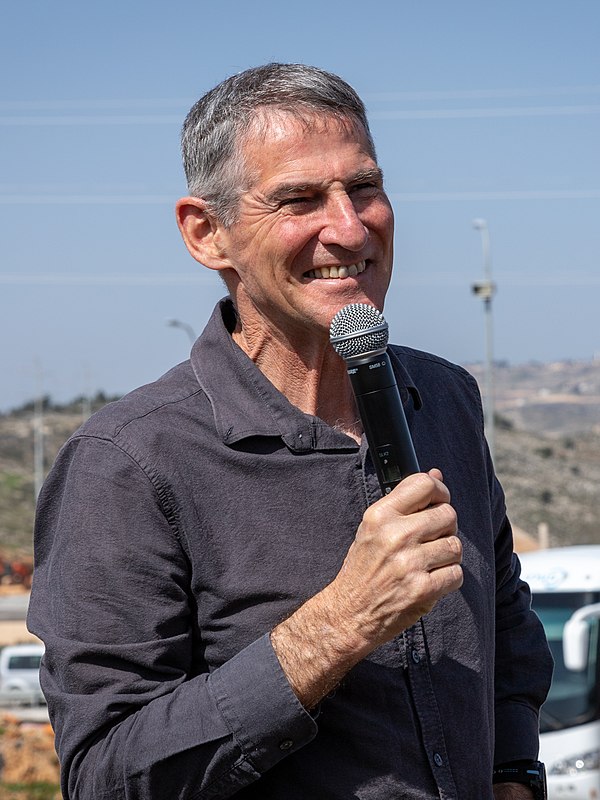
[1,1,599,410]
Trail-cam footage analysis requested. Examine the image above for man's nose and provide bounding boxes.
[319,193,369,251]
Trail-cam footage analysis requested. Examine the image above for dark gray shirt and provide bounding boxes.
[28,298,552,800]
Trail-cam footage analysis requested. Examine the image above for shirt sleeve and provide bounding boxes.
[27,435,318,799]
[491,471,554,765]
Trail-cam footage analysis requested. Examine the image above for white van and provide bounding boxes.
[0,643,45,702]
[520,546,600,799]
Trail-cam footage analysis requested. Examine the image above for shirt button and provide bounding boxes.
[411,648,421,664]
[433,752,444,767]
[279,739,294,751]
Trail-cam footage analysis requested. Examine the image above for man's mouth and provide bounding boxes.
[304,260,367,280]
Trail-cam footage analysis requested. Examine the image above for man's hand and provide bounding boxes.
[271,469,463,708]
[329,468,462,648]
[493,783,535,799]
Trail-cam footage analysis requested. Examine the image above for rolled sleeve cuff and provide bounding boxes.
[208,633,318,773]
[494,701,541,764]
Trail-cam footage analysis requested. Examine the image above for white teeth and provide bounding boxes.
[307,261,367,280]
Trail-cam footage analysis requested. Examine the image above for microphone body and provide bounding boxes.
[330,304,420,494]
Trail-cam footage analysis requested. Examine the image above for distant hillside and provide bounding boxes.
[467,358,600,436]
[467,359,600,547]
[494,417,599,547]
[0,364,598,554]
[0,394,120,555]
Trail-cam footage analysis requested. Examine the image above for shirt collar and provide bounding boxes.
[191,298,420,451]
[388,349,423,411]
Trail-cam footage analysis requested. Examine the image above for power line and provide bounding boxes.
[388,190,600,201]
[2,84,600,112]
[0,272,597,287]
[0,114,181,126]
[1,189,599,205]
[1,104,600,127]
[0,273,221,286]
[364,85,600,102]
[0,98,192,111]
[369,104,600,120]
[0,194,174,204]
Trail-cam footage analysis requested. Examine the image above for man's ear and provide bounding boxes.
[175,197,229,270]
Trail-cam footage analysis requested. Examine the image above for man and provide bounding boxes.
[29,63,552,799]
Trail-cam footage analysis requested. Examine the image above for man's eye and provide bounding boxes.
[281,196,311,206]
[279,196,319,213]
[351,183,378,194]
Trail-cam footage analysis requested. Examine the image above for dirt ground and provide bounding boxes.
[0,586,59,795]
[0,714,60,800]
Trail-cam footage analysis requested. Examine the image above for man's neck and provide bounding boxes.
[232,318,362,443]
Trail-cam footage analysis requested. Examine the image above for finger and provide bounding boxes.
[419,533,463,571]
[428,560,464,598]
[414,503,459,544]
[383,471,451,516]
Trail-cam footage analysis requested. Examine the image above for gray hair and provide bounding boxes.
[181,63,376,227]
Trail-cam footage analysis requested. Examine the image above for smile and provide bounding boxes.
[304,260,367,280]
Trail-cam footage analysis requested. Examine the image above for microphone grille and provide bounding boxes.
[329,303,389,360]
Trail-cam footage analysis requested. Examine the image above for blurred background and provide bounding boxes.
[0,1,598,797]
[1,0,599,409]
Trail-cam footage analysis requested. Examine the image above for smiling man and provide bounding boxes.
[29,64,552,800]
[176,101,393,445]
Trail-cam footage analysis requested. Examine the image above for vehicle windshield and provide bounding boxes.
[533,592,600,733]
[8,655,42,670]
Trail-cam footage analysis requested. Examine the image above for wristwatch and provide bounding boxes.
[492,760,547,799]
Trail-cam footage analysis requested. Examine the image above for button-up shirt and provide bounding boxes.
[28,298,552,799]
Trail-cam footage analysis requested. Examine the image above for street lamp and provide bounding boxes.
[471,218,496,461]
[33,359,45,501]
[166,318,197,346]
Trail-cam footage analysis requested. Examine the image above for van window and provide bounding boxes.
[7,655,42,670]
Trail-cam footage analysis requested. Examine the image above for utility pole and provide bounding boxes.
[471,219,496,462]
[82,365,92,422]
[33,360,45,502]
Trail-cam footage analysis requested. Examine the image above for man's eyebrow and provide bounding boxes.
[351,167,385,185]
[264,167,385,205]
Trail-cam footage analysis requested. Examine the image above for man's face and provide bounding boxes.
[215,111,395,342]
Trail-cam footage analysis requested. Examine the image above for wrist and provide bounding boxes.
[493,784,535,799]
[270,584,372,709]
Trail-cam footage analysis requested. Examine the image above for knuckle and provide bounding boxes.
[447,534,463,559]
[409,472,436,494]
[436,503,457,532]
[426,502,454,532]
[451,563,464,588]
[429,563,463,598]
[363,501,389,529]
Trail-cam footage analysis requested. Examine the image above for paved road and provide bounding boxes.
[0,701,49,722]
[15,705,49,722]
[0,592,30,621]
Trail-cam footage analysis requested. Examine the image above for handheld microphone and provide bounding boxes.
[330,303,420,494]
